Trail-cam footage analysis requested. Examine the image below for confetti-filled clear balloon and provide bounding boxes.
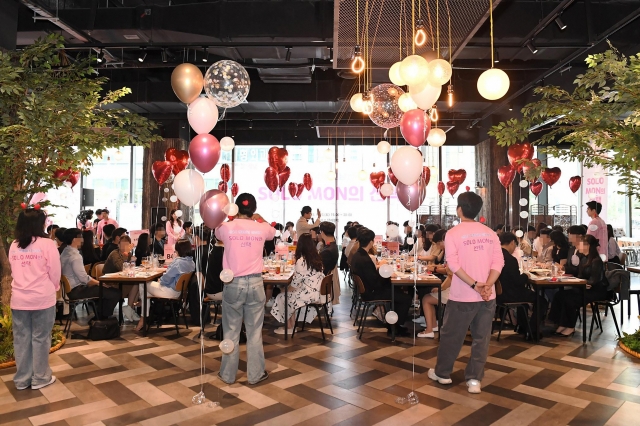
[192,391,206,405]
[519,198,528,206]
[515,230,524,238]
[219,339,235,354]
[204,60,251,108]
[519,180,529,188]
[385,311,398,324]
[170,195,178,202]
[164,188,170,193]
[520,211,529,218]
[369,84,405,129]
[161,216,167,221]
[175,209,183,217]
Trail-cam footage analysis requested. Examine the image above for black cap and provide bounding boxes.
[585,201,602,214]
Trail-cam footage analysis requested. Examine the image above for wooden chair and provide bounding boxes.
[91,262,104,279]
[61,275,98,338]
[147,272,192,335]
[352,274,391,340]
[84,264,92,274]
[292,274,334,340]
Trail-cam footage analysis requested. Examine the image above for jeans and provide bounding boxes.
[435,299,496,382]
[12,306,56,389]
[219,274,266,384]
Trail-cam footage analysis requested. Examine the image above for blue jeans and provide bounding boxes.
[219,274,266,384]
[12,306,56,389]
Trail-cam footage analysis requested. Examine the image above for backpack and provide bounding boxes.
[88,317,120,340]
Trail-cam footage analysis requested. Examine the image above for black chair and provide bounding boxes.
[493,281,534,341]
[61,275,98,338]
[352,275,391,339]
[147,272,192,335]
[292,274,334,340]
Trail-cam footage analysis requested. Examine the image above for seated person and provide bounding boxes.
[55,227,67,254]
[565,225,587,276]
[149,222,166,256]
[60,228,120,320]
[99,224,117,260]
[271,233,327,335]
[535,228,554,263]
[136,239,195,331]
[103,235,139,321]
[419,228,445,264]
[81,230,100,266]
[344,226,359,258]
[350,227,411,337]
[417,230,449,339]
[134,233,151,266]
[319,222,339,275]
[183,221,195,245]
[548,235,607,337]
[497,232,547,337]
[550,230,569,268]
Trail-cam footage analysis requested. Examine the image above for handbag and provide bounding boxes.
[88,317,120,340]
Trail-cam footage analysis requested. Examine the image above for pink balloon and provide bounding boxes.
[187,97,219,134]
[199,189,230,229]
[396,178,427,211]
[400,109,431,147]
[29,192,47,205]
[189,134,221,173]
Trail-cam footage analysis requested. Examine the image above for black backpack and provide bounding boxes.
[88,317,120,340]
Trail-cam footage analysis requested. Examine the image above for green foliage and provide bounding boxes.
[619,326,640,353]
[489,45,640,201]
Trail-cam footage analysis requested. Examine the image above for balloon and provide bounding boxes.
[386,223,400,238]
[303,173,313,191]
[387,167,398,185]
[507,142,534,173]
[530,180,543,197]
[437,181,445,196]
[169,195,178,202]
[204,60,250,108]
[370,171,386,190]
[400,109,430,147]
[390,146,423,185]
[264,167,279,192]
[173,170,205,206]
[199,189,230,229]
[377,140,391,154]
[165,147,178,163]
[189,134,221,173]
[218,181,228,193]
[296,183,305,199]
[421,166,431,185]
[409,82,442,110]
[446,181,460,197]
[569,176,582,193]
[380,183,394,197]
[522,158,542,179]
[171,63,204,104]
[448,169,467,185]
[497,165,516,189]
[379,191,388,201]
[220,164,231,182]
[396,178,427,211]
[187,96,219,134]
[385,311,398,325]
[231,183,239,197]
[379,264,394,278]
[53,168,72,181]
[224,203,239,216]
[465,186,471,192]
[278,166,291,191]
[152,161,173,185]
[288,182,297,199]
[220,269,234,283]
[67,171,80,189]
[171,150,189,175]
[541,167,562,187]
[29,192,47,205]
[268,147,288,172]
[369,83,404,129]
[219,339,235,355]
[220,136,235,151]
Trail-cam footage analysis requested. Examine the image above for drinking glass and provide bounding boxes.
[122,262,130,277]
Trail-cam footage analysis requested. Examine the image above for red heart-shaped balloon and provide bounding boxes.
[296,183,305,199]
[541,167,561,187]
[152,161,173,185]
[171,150,189,175]
[218,181,228,193]
[448,169,467,185]
[497,165,516,189]
[530,180,543,197]
[303,173,313,191]
[278,166,291,190]
[231,183,239,197]
[288,182,297,199]
[446,181,460,197]
[264,167,279,193]
[67,171,80,189]
[387,167,398,186]
[220,164,231,183]
[370,171,386,190]
[522,158,542,180]
[422,166,431,185]
[165,147,178,163]
[437,181,445,196]
[380,191,388,201]
[268,147,289,173]
[507,142,534,173]
[569,175,581,193]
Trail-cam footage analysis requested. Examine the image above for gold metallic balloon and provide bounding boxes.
[171,63,204,104]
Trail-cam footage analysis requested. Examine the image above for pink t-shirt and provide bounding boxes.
[445,221,504,303]
[587,216,608,259]
[216,219,276,278]
[96,218,119,243]
[9,238,61,310]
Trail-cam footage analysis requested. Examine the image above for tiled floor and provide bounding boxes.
[1,279,639,426]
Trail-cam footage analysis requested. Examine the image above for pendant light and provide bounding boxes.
[477,0,510,100]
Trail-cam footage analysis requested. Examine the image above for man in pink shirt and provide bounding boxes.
[428,192,504,394]
[95,209,119,244]
[215,193,275,386]
[585,201,608,260]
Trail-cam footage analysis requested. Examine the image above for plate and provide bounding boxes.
[529,268,551,274]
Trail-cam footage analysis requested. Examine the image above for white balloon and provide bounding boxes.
[223,203,239,216]
[380,183,394,197]
[187,97,219,134]
[572,255,580,266]
[169,195,178,202]
[515,230,524,238]
[162,197,168,202]
[519,180,529,188]
[409,82,442,110]
[389,62,406,86]
[406,237,415,245]
[589,224,598,231]
[519,198,528,206]
[520,211,529,218]
[386,224,400,239]
[390,146,423,185]
[164,188,170,193]
[377,141,391,154]
[219,338,235,355]
[385,311,398,325]
[600,253,607,262]
[161,216,167,221]
[175,209,183,217]
[452,220,459,226]
[220,136,235,151]
[379,264,394,278]
[173,169,205,207]
[220,268,234,283]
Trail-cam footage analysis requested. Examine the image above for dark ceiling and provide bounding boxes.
[6,0,640,145]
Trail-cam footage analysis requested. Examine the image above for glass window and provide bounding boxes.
[440,146,476,213]
[43,186,81,229]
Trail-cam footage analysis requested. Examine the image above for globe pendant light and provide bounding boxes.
[427,59,452,86]
[477,0,510,100]
[389,62,405,86]
[350,93,364,112]
[358,169,368,181]
[400,55,429,87]
[427,128,446,147]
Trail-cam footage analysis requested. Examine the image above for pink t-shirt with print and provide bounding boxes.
[445,221,504,303]
[215,219,276,278]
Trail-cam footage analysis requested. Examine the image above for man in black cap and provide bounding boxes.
[585,201,608,260]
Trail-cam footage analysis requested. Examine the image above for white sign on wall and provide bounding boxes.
[129,229,149,247]
[581,164,607,224]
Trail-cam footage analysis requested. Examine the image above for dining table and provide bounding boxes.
[389,272,442,341]
[263,269,295,339]
[98,268,166,336]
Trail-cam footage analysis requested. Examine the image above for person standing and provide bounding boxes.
[319,221,340,305]
[428,192,504,394]
[585,201,608,259]
[295,206,321,237]
[9,208,61,390]
[215,193,275,385]
[167,209,185,246]
[95,209,119,245]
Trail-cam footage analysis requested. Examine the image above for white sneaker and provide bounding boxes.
[428,368,452,385]
[372,309,386,323]
[32,376,56,390]
[274,327,293,335]
[417,331,435,339]
[266,298,275,308]
[467,379,481,394]
[412,316,426,325]
[122,305,135,322]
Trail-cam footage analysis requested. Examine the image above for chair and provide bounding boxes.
[352,274,391,339]
[61,275,98,338]
[202,296,222,326]
[91,262,104,279]
[493,280,534,341]
[589,264,628,339]
[292,274,334,340]
[84,264,92,274]
[147,272,192,335]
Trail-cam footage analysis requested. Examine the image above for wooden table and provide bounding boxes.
[98,269,165,336]
[389,274,442,341]
[627,267,640,274]
[263,270,294,339]
[527,275,588,344]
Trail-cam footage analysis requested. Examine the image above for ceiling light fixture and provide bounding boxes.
[351,45,365,74]
[447,84,454,108]
[414,19,427,47]
[526,41,538,54]
[508,103,513,111]
[248,120,253,129]
[96,49,104,63]
[494,49,499,63]
[329,47,333,62]
[285,47,292,62]
[202,47,209,63]
[161,48,168,63]
[138,48,147,63]
[555,16,567,30]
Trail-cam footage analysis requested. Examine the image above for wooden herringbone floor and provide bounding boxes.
[1,282,640,426]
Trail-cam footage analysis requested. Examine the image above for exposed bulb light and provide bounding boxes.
[447,84,454,108]
[351,45,365,74]
[429,105,438,122]
[526,41,539,54]
[414,19,428,47]
[555,16,567,30]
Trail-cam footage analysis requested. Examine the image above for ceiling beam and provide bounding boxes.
[451,0,503,61]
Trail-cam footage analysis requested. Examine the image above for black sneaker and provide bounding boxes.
[216,372,234,385]
[249,371,269,385]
